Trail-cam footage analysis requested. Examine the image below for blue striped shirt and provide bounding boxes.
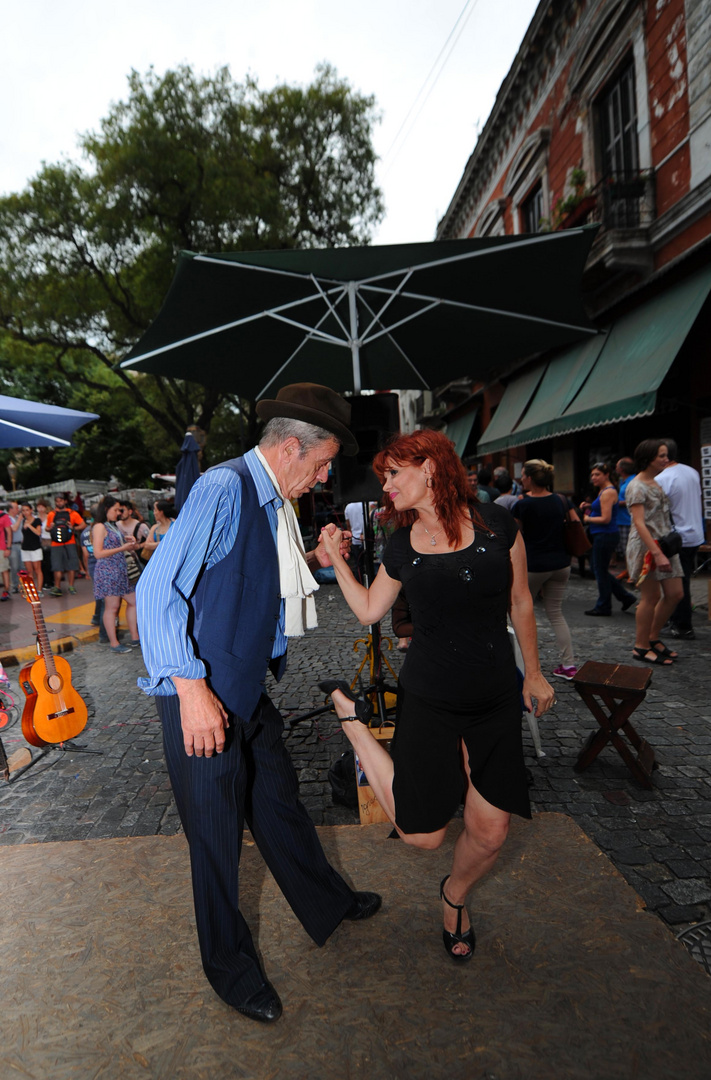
[136,449,287,696]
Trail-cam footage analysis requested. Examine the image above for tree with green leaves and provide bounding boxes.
[0,63,383,486]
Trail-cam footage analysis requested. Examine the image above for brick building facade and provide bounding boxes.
[437,0,711,498]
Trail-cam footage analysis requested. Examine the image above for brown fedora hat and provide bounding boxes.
[256,383,358,456]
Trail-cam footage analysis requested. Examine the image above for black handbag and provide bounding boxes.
[658,505,683,557]
[658,530,682,557]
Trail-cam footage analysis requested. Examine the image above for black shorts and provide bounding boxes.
[391,683,531,834]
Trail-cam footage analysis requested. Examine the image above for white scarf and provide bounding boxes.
[255,447,319,637]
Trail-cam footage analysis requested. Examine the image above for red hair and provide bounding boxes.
[372,429,486,546]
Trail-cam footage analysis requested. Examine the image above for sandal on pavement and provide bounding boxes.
[649,639,678,660]
[440,875,475,962]
[318,679,373,724]
[632,646,673,666]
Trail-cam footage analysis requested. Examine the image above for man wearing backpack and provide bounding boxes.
[45,494,85,597]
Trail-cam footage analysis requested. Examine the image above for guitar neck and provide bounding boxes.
[30,602,58,680]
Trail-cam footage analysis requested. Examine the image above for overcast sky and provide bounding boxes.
[2,0,540,245]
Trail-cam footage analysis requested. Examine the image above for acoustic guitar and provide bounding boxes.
[17,572,88,746]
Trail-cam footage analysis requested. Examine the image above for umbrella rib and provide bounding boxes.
[257,299,351,399]
[267,311,347,346]
[356,294,432,389]
[308,277,352,341]
[359,269,414,343]
[360,285,598,335]
[195,253,351,290]
[121,291,338,367]
[195,231,586,289]
[360,300,443,345]
[353,228,589,286]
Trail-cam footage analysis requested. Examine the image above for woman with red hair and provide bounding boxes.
[319,430,554,961]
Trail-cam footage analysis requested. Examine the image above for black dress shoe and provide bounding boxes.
[584,608,611,616]
[234,981,283,1024]
[344,890,382,921]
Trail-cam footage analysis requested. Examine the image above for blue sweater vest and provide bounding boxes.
[191,457,286,721]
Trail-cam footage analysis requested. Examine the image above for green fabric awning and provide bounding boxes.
[445,410,477,458]
[474,363,546,454]
[478,263,711,454]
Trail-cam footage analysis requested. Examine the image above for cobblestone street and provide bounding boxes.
[1,570,709,936]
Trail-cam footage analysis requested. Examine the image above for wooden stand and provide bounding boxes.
[355,724,394,825]
[572,661,657,788]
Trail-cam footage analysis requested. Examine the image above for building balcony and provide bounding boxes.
[561,171,656,287]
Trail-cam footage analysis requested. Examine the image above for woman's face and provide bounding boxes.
[106,503,121,521]
[154,503,166,523]
[381,459,431,511]
[521,471,532,492]
[590,468,607,488]
[650,445,669,474]
[21,505,33,519]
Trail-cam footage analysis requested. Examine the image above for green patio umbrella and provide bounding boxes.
[121,229,598,395]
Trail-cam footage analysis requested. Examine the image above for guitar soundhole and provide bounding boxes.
[46,673,63,693]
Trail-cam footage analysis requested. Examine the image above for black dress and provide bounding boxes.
[382,502,530,833]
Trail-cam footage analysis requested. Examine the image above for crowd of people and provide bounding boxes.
[361,437,702,680]
[0,493,177,654]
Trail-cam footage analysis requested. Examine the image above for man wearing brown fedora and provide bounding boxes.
[136,383,381,1024]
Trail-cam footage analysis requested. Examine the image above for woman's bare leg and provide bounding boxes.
[102,595,121,647]
[634,577,661,659]
[649,578,684,643]
[23,559,42,593]
[124,593,139,640]
[329,688,446,849]
[442,743,511,956]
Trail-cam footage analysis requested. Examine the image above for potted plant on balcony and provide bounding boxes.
[554,168,597,229]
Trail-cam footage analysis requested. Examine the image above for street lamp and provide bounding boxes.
[7,462,17,492]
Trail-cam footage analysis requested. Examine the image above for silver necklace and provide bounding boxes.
[422,522,442,546]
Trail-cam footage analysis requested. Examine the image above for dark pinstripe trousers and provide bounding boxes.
[158,693,355,1006]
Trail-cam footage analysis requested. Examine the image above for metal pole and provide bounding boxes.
[347,281,361,393]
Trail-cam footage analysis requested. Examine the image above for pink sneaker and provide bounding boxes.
[552,665,577,680]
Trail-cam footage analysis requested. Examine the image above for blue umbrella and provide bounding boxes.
[0,394,99,449]
[174,431,201,511]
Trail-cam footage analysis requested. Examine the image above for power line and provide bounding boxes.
[381,0,481,177]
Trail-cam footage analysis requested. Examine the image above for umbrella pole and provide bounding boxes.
[348,282,362,394]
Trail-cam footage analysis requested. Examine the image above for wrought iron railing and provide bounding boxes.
[552,170,656,233]
[595,169,655,228]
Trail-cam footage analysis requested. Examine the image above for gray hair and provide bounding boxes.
[259,417,339,457]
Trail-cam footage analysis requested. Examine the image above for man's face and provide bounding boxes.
[281,438,339,500]
[55,497,66,510]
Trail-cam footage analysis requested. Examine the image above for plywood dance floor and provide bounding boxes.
[2,814,710,1080]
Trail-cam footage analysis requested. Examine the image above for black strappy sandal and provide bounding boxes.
[649,639,678,660]
[440,875,475,962]
[318,679,373,724]
[632,646,673,666]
